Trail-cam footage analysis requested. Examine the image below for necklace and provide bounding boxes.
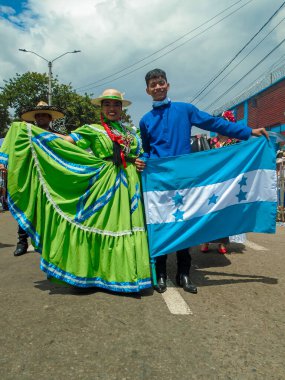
[100,115,134,168]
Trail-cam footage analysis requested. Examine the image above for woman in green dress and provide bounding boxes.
[64,88,151,292]
[0,89,151,293]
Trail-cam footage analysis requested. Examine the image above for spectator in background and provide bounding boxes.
[0,101,65,256]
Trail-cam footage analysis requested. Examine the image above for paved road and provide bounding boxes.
[0,211,284,380]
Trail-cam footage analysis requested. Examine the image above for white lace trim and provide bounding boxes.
[26,124,145,236]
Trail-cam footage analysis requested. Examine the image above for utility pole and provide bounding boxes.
[19,49,81,105]
[48,61,52,105]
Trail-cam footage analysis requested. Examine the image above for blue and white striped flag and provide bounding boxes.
[142,137,277,258]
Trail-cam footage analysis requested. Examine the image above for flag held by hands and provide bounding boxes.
[142,137,277,258]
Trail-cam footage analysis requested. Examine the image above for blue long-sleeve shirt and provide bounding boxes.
[139,101,252,158]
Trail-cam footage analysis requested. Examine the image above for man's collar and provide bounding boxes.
[152,97,171,108]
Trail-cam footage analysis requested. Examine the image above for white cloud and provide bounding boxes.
[1,0,285,128]
[0,6,16,15]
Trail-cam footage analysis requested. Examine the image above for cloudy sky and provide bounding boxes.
[1,0,285,128]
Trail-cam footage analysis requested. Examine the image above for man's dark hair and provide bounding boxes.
[145,68,167,86]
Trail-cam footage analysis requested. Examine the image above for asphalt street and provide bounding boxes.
[0,211,284,380]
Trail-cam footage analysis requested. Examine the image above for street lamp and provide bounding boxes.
[19,48,81,105]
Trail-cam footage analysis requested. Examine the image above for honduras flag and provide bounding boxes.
[142,137,277,259]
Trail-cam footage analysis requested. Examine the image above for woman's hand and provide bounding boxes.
[135,158,146,172]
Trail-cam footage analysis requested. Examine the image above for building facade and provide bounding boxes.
[213,64,285,136]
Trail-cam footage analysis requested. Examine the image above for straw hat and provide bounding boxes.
[92,89,131,107]
[21,101,65,122]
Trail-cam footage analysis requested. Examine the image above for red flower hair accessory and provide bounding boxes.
[222,110,236,123]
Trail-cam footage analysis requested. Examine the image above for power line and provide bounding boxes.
[76,0,244,91]
[211,55,285,114]
[267,52,285,71]
[194,16,285,105]
[220,56,285,110]
[204,36,285,111]
[239,57,285,97]
[76,0,253,93]
[189,0,285,104]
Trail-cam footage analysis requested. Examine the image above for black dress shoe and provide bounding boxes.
[154,275,167,293]
[13,243,28,257]
[176,274,197,294]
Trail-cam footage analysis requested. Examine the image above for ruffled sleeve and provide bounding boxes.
[70,124,94,150]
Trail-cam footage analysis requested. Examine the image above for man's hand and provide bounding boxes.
[251,128,269,140]
[135,158,146,172]
[53,133,76,144]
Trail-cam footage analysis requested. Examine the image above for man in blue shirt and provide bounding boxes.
[139,68,268,294]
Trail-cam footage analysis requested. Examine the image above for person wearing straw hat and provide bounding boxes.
[34,88,151,292]
[21,100,65,132]
[66,89,145,171]
[0,101,65,256]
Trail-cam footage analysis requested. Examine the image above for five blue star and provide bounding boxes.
[236,189,247,202]
[171,176,249,220]
[172,192,184,206]
[238,176,248,187]
[208,194,219,205]
[173,208,184,221]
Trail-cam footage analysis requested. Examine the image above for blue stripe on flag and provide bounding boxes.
[147,202,276,257]
[143,137,275,192]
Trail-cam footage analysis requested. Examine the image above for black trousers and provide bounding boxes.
[17,225,29,245]
[155,248,191,277]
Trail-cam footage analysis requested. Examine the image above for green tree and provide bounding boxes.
[0,97,11,137]
[0,71,134,136]
[0,72,98,134]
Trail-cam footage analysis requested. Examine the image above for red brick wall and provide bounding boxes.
[235,79,285,129]
[236,104,244,120]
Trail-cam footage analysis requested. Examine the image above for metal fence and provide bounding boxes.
[213,63,285,116]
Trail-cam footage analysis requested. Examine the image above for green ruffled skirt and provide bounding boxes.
[1,122,151,292]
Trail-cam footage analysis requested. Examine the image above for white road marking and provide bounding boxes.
[161,279,193,315]
[160,239,268,315]
[244,240,268,251]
